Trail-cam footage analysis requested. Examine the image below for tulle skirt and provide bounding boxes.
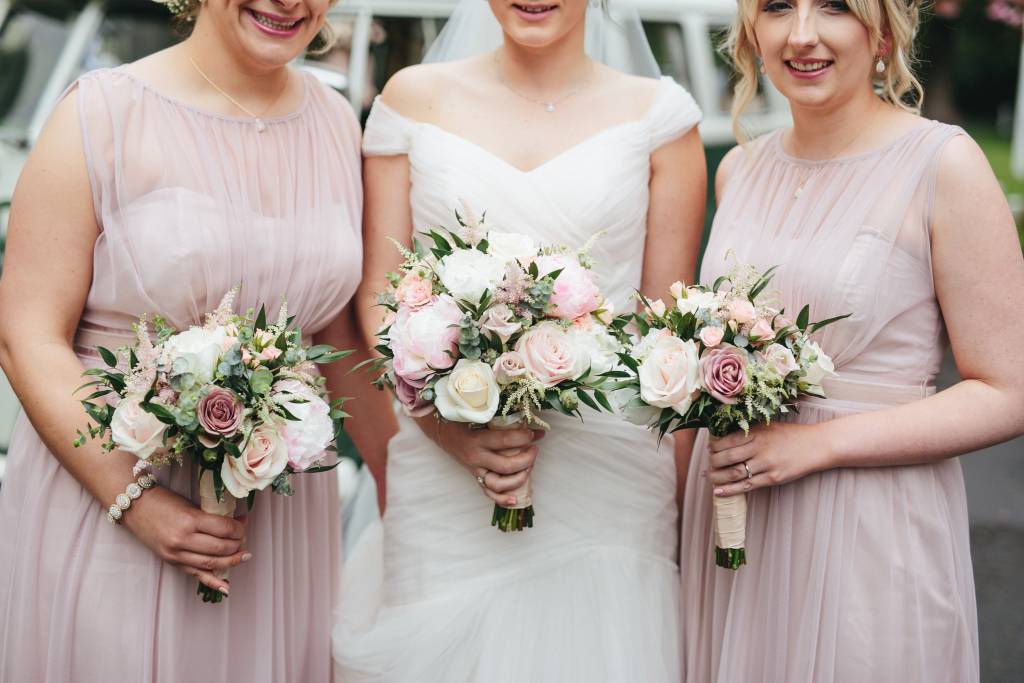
[679,399,979,683]
[333,410,682,682]
[0,410,340,682]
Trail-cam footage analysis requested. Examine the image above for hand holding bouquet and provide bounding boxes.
[613,262,848,569]
[367,204,620,531]
[75,288,351,601]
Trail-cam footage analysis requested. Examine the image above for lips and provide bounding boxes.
[785,59,834,76]
[512,3,558,20]
[246,8,304,36]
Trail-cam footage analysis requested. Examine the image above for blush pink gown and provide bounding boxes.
[0,67,362,681]
[680,122,979,682]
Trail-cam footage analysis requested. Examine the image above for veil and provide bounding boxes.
[422,0,662,79]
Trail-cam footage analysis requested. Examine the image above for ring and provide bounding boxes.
[742,461,753,480]
[476,474,486,486]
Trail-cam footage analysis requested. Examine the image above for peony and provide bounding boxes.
[272,380,335,471]
[727,299,756,325]
[110,397,167,460]
[437,249,507,305]
[493,351,528,385]
[701,344,749,405]
[534,254,601,320]
[486,231,537,262]
[390,296,463,382]
[395,271,434,309]
[749,318,775,342]
[434,359,501,423]
[568,320,621,378]
[515,321,582,388]
[799,341,837,389]
[638,335,702,416]
[759,343,800,377]
[393,373,432,417]
[162,327,226,384]
[197,387,243,437]
[676,288,717,316]
[480,304,522,343]
[220,419,289,497]
[700,326,725,348]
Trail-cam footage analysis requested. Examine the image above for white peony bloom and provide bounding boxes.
[486,231,537,263]
[675,289,718,317]
[272,380,335,472]
[437,249,507,305]
[162,326,226,384]
[568,321,621,378]
[434,359,501,424]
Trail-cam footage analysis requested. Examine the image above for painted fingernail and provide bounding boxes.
[241,553,252,562]
[713,488,724,496]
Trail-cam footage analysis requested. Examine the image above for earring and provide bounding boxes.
[875,57,886,74]
[759,60,767,75]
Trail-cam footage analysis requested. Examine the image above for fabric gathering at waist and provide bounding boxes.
[803,374,936,407]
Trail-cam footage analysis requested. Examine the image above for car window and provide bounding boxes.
[643,20,691,91]
[0,7,73,137]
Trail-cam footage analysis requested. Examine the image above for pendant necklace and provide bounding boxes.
[188,56,290,133]
[494,54,592,113]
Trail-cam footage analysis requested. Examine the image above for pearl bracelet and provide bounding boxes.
[107,473,157,525]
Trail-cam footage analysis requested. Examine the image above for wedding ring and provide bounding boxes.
[743,461,753,480]
[476,474,486,487]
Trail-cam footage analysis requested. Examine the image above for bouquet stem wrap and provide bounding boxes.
[488,414,534,532]
[197,470,236,602]
[713,492,747,570]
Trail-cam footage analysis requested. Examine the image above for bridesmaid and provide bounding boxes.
[680,0,1024,681]
[0,0,388,680]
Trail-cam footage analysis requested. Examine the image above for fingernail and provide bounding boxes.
[219,586,229,595]
[713,488,724,496]
[241,553,252,562]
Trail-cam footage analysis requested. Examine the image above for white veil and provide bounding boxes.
[422,0,661,79]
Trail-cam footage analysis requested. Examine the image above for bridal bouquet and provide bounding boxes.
[367,205,619,532]
[613,262,847,569]
[75,288,351,602]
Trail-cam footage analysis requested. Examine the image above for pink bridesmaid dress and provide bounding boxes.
[0,67,362,681]
[680,122,979,682]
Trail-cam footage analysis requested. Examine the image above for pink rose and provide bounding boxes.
[701,344,748,405]
[759,343,800,377]
[749,318,775,342]
[493,351,528,385]
[699,326,725,348]
[394,373,433,417]
[727,299,756,325]
[260,346,283,362]
[514,321,581,388]
[197,387,244,437]
[773,315,793,331]
[535,255,601,320]
[637,335,702,415]
[390,296,463,382]
[110,397,167,460]
[480,304,522,343]
[395,271,434,309]
[220,420,289,497]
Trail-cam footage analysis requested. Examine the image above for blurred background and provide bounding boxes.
[0,1,1020,679]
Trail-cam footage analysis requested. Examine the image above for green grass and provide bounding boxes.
[967,125,1024,245]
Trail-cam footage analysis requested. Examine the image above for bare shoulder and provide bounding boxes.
[934,131,1001,215]
[379,61,465,121]
[596,66,662,117]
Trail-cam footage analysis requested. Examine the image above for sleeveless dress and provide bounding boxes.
[680,122,979,682]
[332,77,701,682]
[0,67,363,682]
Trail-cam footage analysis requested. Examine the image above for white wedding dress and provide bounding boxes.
[333,76,701,682]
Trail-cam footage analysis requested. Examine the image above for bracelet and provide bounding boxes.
[107,473,157,525]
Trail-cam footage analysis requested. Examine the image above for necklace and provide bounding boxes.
[188,56,290,133]
[494,55,591,113]
[790,118,874,198]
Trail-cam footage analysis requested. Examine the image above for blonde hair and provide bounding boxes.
[724,0,924,142]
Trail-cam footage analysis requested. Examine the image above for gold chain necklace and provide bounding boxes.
[493,54,592,113]
[791,118,874,199]
[188,56,290,133]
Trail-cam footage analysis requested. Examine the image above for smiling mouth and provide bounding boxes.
[786,60,833,73]
[247,9,304,31]
[513,4,558,13]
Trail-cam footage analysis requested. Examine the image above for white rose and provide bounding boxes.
[486,231,536,262]
[799,340,837,389]
[676,289,718,317]
[632,327,671,364]
[568,322,621,378]
[162,326,226,384]
[638,335,702,416]
[434,359,501,423]
[613,388,661,427]
[220,419,290,497]
[759,343,800,378]
[110,397,167,460]
[272,380,335,472]
[437,249,507,305]
[480,304,522,343]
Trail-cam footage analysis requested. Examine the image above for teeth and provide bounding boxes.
[789,61,830,72]
[252,12,299,31]
[516,4,555,12]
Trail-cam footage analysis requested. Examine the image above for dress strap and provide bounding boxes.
[363,97,418,157]
[645,77,702,153]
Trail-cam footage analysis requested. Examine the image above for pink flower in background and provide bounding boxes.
[395,271,434,309]
[390,296,462,382]
[534,254,601,320]
[699,326,724,348]
[759,343,800,378]
[272,380,335,471]
[260,346,283,362]
[480,304,522,343]
[701,344,748,405]
[637,335,702,415]
[197,387,243,437]
[494,351,528,385]
[221,419,289,497]
[727,299,756,325]
[749,318,775,342]
[393,373,433,417]
[515,321,581,388]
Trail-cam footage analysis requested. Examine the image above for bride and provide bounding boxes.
[334,1,705,679]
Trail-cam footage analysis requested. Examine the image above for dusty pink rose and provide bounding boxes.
[701,344,748,405]
[493,351,528,385]
[480,304,521,343]
[260,345,283,362]
[197,387,243,437]
[727,299,756,325]
[395,271,434,309]
[394,373,432,417]
[390,296,463,382]
[699,326,725,348]
[749,318,775,342]
[514,321,580,388]
[220,419,289,497]
[535,255,601,320]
